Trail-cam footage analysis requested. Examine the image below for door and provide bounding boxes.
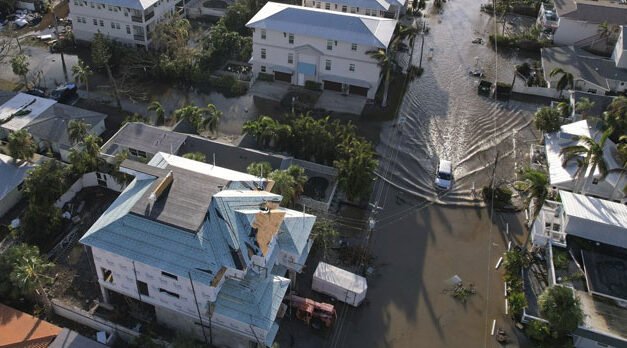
[298,73,305,86]
[349,85,369,96]
[274,71,292,83]
[323,80,342,92]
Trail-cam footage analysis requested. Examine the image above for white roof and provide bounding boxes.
[544,120,620,187]
[150,152,263,183]
[561,191,627,230]
[0,153,34,201]
[246,2,398,48]
[0,93,56,132]
[314,262,367,294]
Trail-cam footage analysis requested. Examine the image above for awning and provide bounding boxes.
[271,65,293,74]
[320,75,371,88]
[297,62,317,76]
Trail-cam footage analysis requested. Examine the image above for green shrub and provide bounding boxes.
[526,320,551,343]
[489,34,515,47]
[213,75,248,97]
[508,291,527,318]
[304,80,322,91]
[553,249,570,270]
[257,72,274,82]
[482,186,513,209]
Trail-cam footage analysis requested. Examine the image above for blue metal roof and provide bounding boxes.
[247,2,398,48]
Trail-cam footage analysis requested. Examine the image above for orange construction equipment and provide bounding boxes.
[286,294,336,328]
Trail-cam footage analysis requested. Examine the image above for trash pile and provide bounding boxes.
[2,9,43,28]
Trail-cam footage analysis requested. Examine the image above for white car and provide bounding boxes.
[435,160,453,190]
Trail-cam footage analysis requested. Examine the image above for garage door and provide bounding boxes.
[323,80,342,92]
[274,71,292,83]
[350,85,368,96]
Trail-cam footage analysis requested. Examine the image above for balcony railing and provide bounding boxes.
[131,15,143,23]
[144,11,154,21]
[134,34,145,41]
[531,201,567,247]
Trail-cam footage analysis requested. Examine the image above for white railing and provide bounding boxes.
[531,201,567,247]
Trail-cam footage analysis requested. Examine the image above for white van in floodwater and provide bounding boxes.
[435,160,453,190]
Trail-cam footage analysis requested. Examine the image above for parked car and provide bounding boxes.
[50,83,78,104]
[435,159,453,190]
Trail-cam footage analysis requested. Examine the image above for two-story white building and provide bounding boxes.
[80,152,315,348]
[69,0,185,47]
[302,0,393,18]
[246,2,397,99]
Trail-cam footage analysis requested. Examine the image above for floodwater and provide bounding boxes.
[377,2,541,208]
[328,1,542,347]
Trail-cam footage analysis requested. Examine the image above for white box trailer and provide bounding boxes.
[312,262,367,307]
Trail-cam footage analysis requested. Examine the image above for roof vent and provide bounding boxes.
[149,171,173,202]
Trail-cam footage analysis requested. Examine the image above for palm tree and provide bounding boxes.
[147,100,166,126]
[242,116,280,148]
[247,161,273,177]
[538,286,583,337]
[200,103,222,135]
[10,54,29,87]
[549,68,574,97]
[269,169,297,206]
[575,97,595,119]
[286,164,307,200]
[334,138,378,202]
[71,59,93,97]
[173,105,203,127]
[67,119,89,145]
[534,106,562,134]
[367,48,397,108]
[10,249,54,308]
[8,129,37,162]
[521,167,549,217]
[396,23,419,73]
[602,96,627,141]
[91,32,121,109]
[560,129,611,194]
[556,101,571,118]
[183,152,206,162]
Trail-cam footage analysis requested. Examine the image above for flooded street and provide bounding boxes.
[330,1,541,347]
[381,1,541,206]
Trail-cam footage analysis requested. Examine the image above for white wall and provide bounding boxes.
[613,28,626,69]
[302,0,388,17]
[69,0,179,45]
[251,28,382,98]
[553,18,599,46]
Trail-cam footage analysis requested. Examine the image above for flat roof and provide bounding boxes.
[561,191,627,230]
[553,0,627,23]
[0,93,56,131]
[246,2,398,48]
[577,290,627,344]
[581,247,627,301]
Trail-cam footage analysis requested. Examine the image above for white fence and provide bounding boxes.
[512,85,562,100]
[55,172,125,209]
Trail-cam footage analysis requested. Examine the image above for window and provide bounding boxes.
[325,59,331,71]
[365,9,370,15]
[137,281,149,296]
[159,288,180,298]
[334,3,337,8]
[124,10,128,16]
[101,267,113,283]
[93,18,98,25]
[261,48,266,59]
[379,10,384,16]
[325,2,330,9]
[316,1,320,8]
[126,25,131,34]
[351,43,357,51]
[108,5,112,10]
[592,178,599,185]
[288,33,294,44]
[261,65,266,73]
[350,6,356,13]
[349,63,355,72]
[111,22,115,28]
[326,40,333,50]
[341,5,347,12]
[260,29,266,39]
[161,271,178,280]
[288,53,293,64]
[128,148,147,158]
[99,20,104,26]
[116,23,120,29]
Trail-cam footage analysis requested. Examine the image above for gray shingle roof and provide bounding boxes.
[101,122,187,156]
[246,2,398,48]
[542,46,627,91]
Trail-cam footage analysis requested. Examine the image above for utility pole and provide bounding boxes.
[53,14,69,82]
[418,21,426,69]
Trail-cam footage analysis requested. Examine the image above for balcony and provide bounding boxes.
[144,11,154,21]
[134,34,145,41]
[131,15,143,23]
[531,200,567,247]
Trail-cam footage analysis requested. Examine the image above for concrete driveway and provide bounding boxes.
[315,91,367,115]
